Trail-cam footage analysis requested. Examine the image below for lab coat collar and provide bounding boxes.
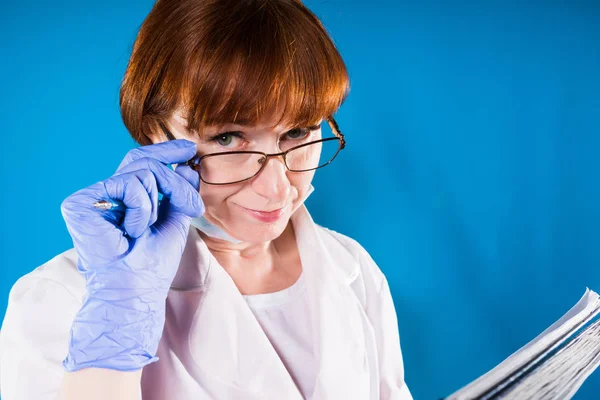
[166,205,371,399]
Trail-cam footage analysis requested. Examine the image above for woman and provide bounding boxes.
[0,1,412,399]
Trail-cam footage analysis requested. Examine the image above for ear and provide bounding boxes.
[144,119,171,144]
[145,133,165,145]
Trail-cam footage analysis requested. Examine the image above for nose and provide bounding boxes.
[250,155,291,203]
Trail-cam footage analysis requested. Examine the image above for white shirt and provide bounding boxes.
[0,205,413,400]
[244,272,316,399]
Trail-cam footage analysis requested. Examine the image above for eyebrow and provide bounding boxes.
[207,123,320,136]
[160,121,321,142]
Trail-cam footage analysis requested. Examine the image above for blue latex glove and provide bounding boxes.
[60,140,205,372]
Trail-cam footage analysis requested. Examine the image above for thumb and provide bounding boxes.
[153,196,198,240]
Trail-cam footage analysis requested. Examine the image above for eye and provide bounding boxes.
[286,128,309,140]
[208,132,243,148]
[284,126,318,141]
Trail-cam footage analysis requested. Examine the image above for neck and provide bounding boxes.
[198,222,297,274]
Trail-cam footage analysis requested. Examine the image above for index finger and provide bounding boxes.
[117,139,197,172]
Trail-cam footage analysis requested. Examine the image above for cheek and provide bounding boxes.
[287,170,316,200]
[199,171,315,215]
[199,185,237,214]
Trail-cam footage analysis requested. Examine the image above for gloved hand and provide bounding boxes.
[60,140,205,372]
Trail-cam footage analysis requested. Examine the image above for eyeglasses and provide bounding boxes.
[159,116,346,185]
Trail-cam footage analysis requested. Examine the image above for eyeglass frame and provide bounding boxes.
[159,116,346,185]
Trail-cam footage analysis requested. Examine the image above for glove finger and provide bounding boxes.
[116,140,197,172]
[126,168,159,227]
[61,184,131,267]
[103,170,156,238]
[174,163,200,192]
[116,157,204,218]
[154,195,193,240]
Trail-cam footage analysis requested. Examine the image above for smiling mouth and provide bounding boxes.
[239,205,288,223]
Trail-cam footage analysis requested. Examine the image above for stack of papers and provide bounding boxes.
[445,289,600,400]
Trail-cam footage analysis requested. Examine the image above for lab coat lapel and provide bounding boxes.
[184,235,304,399]
[166,208,371,399]
[293,206,371,399]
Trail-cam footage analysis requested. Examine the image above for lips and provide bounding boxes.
[240,205,288,223]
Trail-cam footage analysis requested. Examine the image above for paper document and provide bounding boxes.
[445,289,600,400]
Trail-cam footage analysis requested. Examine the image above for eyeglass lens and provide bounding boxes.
[199,121,341,184]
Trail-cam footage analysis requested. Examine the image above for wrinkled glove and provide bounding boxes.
[60,140,204,372]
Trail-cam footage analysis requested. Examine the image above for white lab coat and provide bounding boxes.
[0,206,412,400]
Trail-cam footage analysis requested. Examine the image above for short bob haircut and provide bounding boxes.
[120,0,350,145]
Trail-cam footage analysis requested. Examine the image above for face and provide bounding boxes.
[164,112,321,243]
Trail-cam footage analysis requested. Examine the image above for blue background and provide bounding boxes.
[1,1,599,398]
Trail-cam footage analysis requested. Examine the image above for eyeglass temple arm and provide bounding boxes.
[327,116,346,148]
[158,121,198,167]
[159,121,177,141]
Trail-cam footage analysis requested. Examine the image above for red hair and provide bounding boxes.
[119,0,350,145]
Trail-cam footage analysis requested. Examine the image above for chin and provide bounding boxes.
[230,218,291,243]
